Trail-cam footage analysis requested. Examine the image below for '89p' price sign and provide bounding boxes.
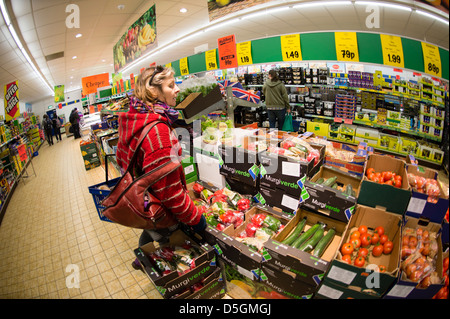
[421,42,442,78]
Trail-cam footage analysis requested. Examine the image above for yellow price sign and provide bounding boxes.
[179,57,189,75]
[421,42,442,78]
[380,34,404,68]
[335,32,359,62]
[165,62,172,69]
[205,49,218,70]
[236,41,253,65]
[280,34,302,61]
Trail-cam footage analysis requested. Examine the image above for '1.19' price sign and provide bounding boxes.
[380,34,405,68]
[335,32,359,62]
[421,42,442,78]
[280,34,302,62]
[179,57,189,76]
[236,41,253,66]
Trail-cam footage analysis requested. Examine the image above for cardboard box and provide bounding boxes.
[354,136,378,148]
[218,144,261,187]
[324,142,366,177]
[262,208,348,287]
[181,155,198,181]
[405,165,449,224]
[80,142,97,156]
[384,216,444,299]
[256,186,302,215]
[357,154,411,216]
[323,205,402,298]
[133,229,217,299]
[299,166,361,223]
[314,278,379,299]
[175,85,225,120]
[306,121,329,138]
[172,267,226,299]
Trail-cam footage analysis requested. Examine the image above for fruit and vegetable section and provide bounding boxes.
[127,123,449,299]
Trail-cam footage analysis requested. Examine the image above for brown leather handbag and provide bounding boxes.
[101,121,180,230]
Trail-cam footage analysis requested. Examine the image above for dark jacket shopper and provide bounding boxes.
[115,66,206,271]
[42,114,53,146]
[262,69,291,129]
[69,108,81,139]
[52,115,62,142]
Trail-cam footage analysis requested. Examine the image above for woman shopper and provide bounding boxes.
[52,115,62,142]
[42,114,53,146]
[115,65,206,270]
[262,69,291,129]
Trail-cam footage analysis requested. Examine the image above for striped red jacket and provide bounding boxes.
[116,107,201,227]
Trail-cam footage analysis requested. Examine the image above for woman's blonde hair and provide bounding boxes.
[133,66,175,105]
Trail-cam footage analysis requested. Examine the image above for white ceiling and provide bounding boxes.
[0,0,448,104]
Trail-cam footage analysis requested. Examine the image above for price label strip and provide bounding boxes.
[179,57,189,75]
[280,34,302,61]
[421,42,442,78]
[205,49,218,70]
[236,41,253,65]
[335,32,359,62]
[380,34,404,68]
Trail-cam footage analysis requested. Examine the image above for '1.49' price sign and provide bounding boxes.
[335,32,359,62]
[280,34,302,61]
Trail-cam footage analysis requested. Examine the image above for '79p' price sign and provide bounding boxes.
[335,32,359,62]
[280,34,302,61]
[421,42,442,78]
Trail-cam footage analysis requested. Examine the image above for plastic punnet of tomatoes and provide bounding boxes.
[329,205,402,296]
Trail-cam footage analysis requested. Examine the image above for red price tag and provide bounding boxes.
[334,117,343,123]
[344,118,353,124]
[18,144,27,162]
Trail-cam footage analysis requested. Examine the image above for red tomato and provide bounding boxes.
[372,244,384,257]
[372,176,381,184]
[361,233,372,248]
[358,247,369,258]
[350,230,361,239]
[354,256,366,267]
[351,238,361,249]
[383,241,394,254]
[366,168,375,177]
[371,233,380,245]
[358,225,368,234]
[379,234,389,245]
[394,179,402,188]
[378,265,387,273]
[384,180,393,186]
[375,226,385,236]
[341,243,354,256]
[342,254,352,264]
[368,173,375,181]
[384,171,393,182]
[443,257,449,274]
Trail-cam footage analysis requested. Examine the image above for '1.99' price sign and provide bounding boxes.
[280,34,302,62]
[421,42,442,78]
[335,32,359,62]
[380,34,405,68]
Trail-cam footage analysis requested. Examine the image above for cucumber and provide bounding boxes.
[282,217,307,245]
[298,223,326,252]
[312,228,336,257]
[292,222,321,249]
[316,178,324,185]
[295,144,309,154]
[332,183,338,189]
[323,176,337,187]
[345,184,353,196]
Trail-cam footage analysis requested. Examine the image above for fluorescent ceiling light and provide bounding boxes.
[355,1,412,12]
[294,1,351,9]
[416,9,449,25]
[180,8,187,13]
[75,33,82,38]
[72,56,77,59]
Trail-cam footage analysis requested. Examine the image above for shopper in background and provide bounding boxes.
[42,114,53,146]
[52,115,62,142]
[115,65,206,271]
[262,69,291,129]
[69,108,81,139]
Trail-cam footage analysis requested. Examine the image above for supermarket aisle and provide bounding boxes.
[0,134,162,299]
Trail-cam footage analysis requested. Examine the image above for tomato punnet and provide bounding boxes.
[371,233,380,245]
[379,234,389,245]
[358,247,369,258]
[341,243,354,256]
[342,254,352,264]
[354,256,366,267]
[408,236,418,248]
[372,244,384,257]
[361,233,372,248]
[350,230,361,239]
[358,225,368,235]
[375,226,385,236]
[383,241,394,255]
[351,238,361,249]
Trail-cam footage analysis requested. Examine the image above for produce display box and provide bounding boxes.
[357,154,411,216]
[84,158,100,171]
[172,267,226,299]
[323,141,366,177]
[133,229,217,299]
[322,205,402,298]
[175,85,224,120]
[405,165,449,224]
[262,208,348,288]
[256,186,303,215]
[258,143,325,197]
[384,216,444,299]
[218,144,261,188]
[314,277,379,299]
[80,141,98,155]
[299,166,361,223]
[181,155,198,181]
[204,205,292,272]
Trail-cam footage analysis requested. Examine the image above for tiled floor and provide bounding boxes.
[0,134,163,299]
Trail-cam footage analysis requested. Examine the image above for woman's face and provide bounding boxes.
[157,76,180,107]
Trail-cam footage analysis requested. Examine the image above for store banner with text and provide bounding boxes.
[81,73,110,96]
[4,80,20,121]
[218,34,238,69]
[54,85,65,103]
[113,4,156,72]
